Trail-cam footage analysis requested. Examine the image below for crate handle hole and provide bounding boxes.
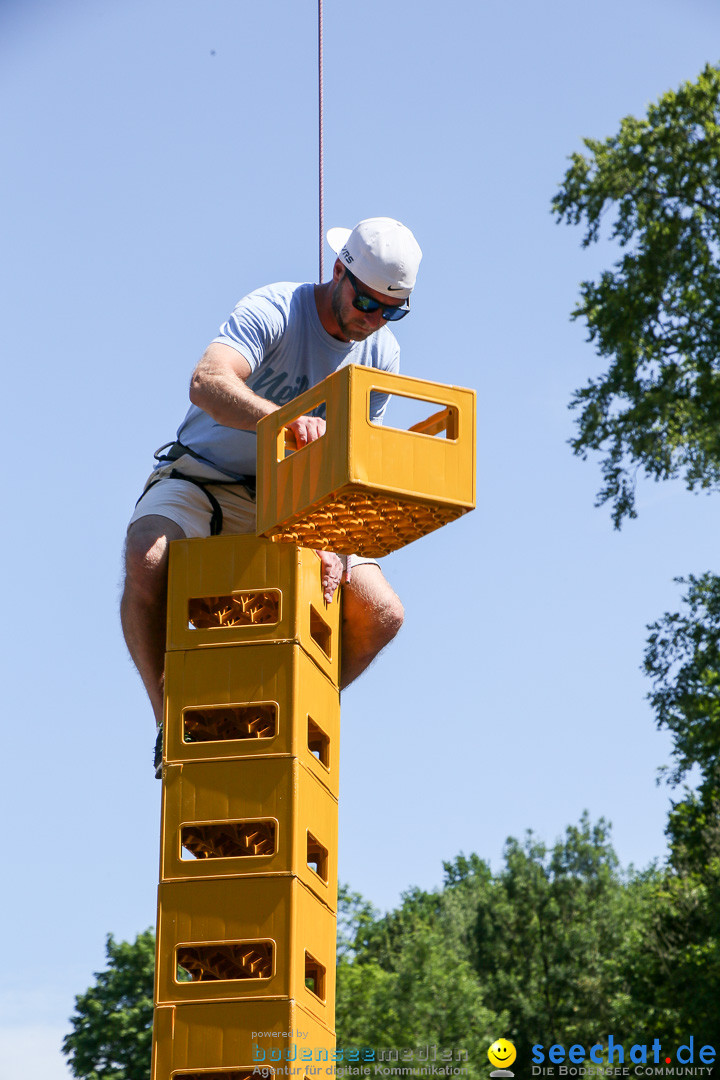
[183,703,277,743]
[369,390,459,440]
[176,941,274,982]
[307,716,330,768]
[188,591,281,630]
[309,606,332,658]
[278,403,327,461]
[180,820,277,860]
[304,952,326,1001]
[307,832,329,882]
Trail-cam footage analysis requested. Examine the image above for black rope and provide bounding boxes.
[318,0,325,282]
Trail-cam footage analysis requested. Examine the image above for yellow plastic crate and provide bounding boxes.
[166,536,340,686]
[152,1001,335,1080]
[155,876,336,1027]
[256,364,476,556]
[163,643,340,797]
[160,759,338,907]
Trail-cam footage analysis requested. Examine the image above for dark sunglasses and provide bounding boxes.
[345,268,410,321]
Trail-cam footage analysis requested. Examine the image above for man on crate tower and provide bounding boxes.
[120,217,422,775]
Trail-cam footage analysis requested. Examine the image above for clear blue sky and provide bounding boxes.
[3,1,720,1076]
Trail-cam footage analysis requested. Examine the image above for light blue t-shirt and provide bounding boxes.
[174,281,400,479]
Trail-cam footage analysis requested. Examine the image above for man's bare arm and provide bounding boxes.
[189,342,343,599]
[189,342,278,429]
[189,342,324,445]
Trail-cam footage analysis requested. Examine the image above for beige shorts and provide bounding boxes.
[127,455,378,570]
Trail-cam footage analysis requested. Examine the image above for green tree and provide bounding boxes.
[645,572,720,790]
[336,876,499,1078]
[473,814,637,1059]
[336,882,379,961]
[553,63,720,527]
[335,819,663,1072]
[62,929,155,1080]
[634,575,720,1043]
[553,57,720,1058]
[615,835,720,1047]
[64,842,682,1077]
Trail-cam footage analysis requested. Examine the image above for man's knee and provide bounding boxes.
[344,567,404,645]
[375,588,404,642]
[124,516,186,599]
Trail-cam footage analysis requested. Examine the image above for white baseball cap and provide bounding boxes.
[327,217,422,300]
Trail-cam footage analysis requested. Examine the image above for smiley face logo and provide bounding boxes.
[488,1039,517,1071]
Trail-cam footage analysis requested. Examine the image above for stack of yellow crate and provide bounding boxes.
[152,535,341,1080]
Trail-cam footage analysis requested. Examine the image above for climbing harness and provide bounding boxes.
[134,442,256,536]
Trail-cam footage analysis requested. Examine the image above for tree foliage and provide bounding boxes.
[632,574,720,1045]
[335,817,660,1073]
[645,572,720,788]
[553,63,720,526]
[63,929,155,1080]
[65,812,720,1078]
[472,815,631,1059]
[553,56,720,1048]
[336,877,498,1078]
[619,846,720,1045]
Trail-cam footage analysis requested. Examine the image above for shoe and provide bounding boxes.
[154,725,163,779]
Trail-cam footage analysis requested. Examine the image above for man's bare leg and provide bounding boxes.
[120,515,187,725]
[340,564,404,689]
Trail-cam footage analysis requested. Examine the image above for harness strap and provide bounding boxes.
[154,442,256,494]
[135,469,227,536]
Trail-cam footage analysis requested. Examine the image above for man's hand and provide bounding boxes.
[315,550,348,603]
[287,414,326,448]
